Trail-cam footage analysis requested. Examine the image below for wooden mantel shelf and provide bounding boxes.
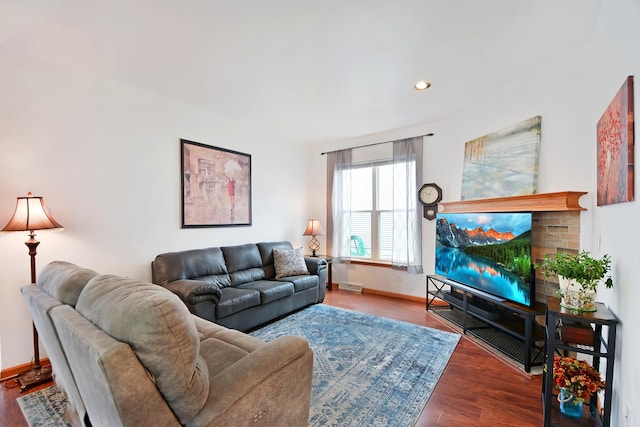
[440,191,588,213]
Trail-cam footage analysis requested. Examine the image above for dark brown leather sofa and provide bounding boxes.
[151,241,327,331]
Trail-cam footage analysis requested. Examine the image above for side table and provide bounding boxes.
[542,296,619,426]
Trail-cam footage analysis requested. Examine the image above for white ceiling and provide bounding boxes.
[0,0,601,144]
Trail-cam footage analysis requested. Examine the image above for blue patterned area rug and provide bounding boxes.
[251,304,461,426]
[17,305,459,427]
[17,385,71,427]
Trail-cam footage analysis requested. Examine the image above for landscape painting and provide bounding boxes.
[597,76,634,206]
[181,139,251,227]
[461,116,541,200]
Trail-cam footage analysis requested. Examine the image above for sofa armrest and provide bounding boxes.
[305,257,328,302]
[192,336,313,426]
[304,257,327,275]
[191,315,264,351]
[191,315,228,339]
[165,280,222,305]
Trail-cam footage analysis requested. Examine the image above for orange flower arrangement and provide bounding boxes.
[553,355,606,403]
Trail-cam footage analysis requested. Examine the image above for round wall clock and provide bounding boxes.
[418,183,442,206]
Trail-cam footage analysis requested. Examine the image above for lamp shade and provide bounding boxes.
[303,219,325,236]
[1,193,63,233]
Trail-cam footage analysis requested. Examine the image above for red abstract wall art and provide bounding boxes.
[597,76,634,206]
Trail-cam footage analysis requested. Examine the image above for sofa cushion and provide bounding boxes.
[273,248,309,279]
[237,281,295,304]
[38,261,99,306]
[153,247,231,287]
[197,274,232,289]
[216,287,261,319]
[278,275,319,293]
[76,275,209,425]
[222,244,266,285]
[199,338,250,379]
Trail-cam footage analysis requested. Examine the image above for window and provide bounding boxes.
[327,136,423,274]
[340,160,412,262]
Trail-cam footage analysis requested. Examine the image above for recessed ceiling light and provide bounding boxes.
[414,81,431,91]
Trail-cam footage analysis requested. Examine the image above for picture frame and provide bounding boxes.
[460,116,541,200]
[597,76,634,206]
[181,139,252,227]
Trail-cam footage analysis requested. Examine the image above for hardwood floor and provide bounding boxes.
[0,289,544,426]
[0,376,51,427]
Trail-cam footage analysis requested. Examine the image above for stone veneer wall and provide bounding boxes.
[532,211,581,303]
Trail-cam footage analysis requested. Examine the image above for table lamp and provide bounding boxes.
[303,219,325,257]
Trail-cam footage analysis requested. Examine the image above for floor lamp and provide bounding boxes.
[1,192,63,391]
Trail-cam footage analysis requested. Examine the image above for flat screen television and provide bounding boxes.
[435,212,534,307]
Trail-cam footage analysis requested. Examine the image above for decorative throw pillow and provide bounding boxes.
[273,248,310,279]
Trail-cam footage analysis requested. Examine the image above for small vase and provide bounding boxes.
[558,388,583,418]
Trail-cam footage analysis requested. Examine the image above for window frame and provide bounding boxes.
[344,159,409,263]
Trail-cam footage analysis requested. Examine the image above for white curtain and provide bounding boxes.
[392,137,423,273]
[326,149,352,262]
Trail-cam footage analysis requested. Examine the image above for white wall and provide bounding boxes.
[309,47,597,298]
[588,1,640,425]
[312,1,639,424]
[0,48,313,369]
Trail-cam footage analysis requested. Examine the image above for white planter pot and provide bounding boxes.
[558,276,596,311]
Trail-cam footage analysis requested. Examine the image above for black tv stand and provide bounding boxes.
[442,291,502,321]
[427,274,546,372]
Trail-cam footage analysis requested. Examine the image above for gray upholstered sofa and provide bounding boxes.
[151,241,327,331]
[23,261,313,427]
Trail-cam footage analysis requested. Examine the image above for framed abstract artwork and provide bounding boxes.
[597,76,634,206]
[461,116,541,200]
[181,139,252,227]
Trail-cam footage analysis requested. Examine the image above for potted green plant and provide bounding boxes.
[539,250,613,311]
